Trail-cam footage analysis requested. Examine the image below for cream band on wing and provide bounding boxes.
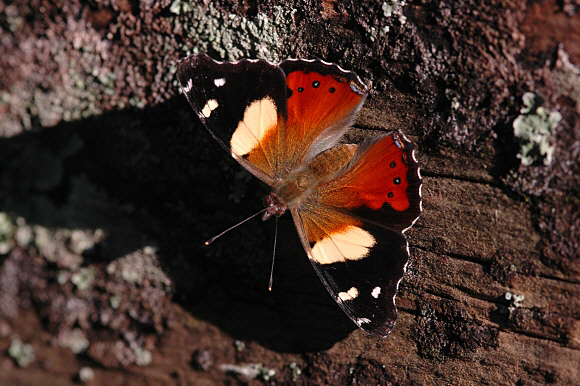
[310,225,376,265]
[338,287,359,302]
[230,97,277,157]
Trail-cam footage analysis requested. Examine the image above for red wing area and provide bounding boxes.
[291,207,409,337]
[317,131,422,232]
[278,59,368,171]
[177,54,287,184]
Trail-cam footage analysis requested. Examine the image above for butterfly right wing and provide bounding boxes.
[290,131,422,337]
[178,55,370,185]
[177,54,288,185]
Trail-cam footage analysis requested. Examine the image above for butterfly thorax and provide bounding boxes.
[262,144,359,221]
[261,171,311,221]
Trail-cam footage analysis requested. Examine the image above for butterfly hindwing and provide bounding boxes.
[177,54,287,183]
[317,131,422,232]
[292,207,408,337]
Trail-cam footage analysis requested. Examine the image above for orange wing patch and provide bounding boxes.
[230,97,284,178]
[319,133,412,212]
[281,71,366,166]
[285,71,365,132]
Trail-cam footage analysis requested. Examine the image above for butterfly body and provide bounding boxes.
[178,54,422,337]
[267,143,357,217]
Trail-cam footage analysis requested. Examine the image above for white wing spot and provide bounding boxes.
[230,98,277,157]
[214,78,226,87]
[338,287,359,302]
[356,317,371,326]
[310,226,375,265]
[371,286,381,298]
[183,78,193,94]
[200,99,219,118]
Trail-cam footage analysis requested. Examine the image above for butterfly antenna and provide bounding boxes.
[268,216,278,291]
[204,208,268,245]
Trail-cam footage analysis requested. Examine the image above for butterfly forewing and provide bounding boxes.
[279,59,368,168]
[178,55,370,186]
[177,54,287,184]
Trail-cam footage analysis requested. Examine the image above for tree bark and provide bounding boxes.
[0,0,578,384]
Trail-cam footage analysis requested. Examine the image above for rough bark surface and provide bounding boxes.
[1,0,579,384]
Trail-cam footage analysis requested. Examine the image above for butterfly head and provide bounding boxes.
[262,192,288,221]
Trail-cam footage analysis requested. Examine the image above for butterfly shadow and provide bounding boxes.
[186,214,358,352]
[0,97,355,353]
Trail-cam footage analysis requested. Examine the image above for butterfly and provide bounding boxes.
[177,53,422,337]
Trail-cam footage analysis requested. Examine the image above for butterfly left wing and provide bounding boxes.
[177,54,287,184]
[291,131,422,337]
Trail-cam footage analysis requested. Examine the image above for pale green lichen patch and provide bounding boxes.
[234,339,246,352]
[109,294,122,309]
[500,291,525,316]
[133,345,153,366]
[78,367,95,383]
[368,1,407,39]
[504,292,525,308]
[58,328,90,354]
[106,247,171,290]
[14,218,33,248]
[71,266,96,290]
[289,362,302,382]
[176,2,294,62]
[8,336,35,367]
[382,0,407,24]
[33,226,84,269]
[513,92,561,166]
[2,38,106,135]
[169,0,193,15]
[553,47,580,114]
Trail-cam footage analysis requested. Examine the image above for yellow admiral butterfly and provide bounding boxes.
[177,54,422,337]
